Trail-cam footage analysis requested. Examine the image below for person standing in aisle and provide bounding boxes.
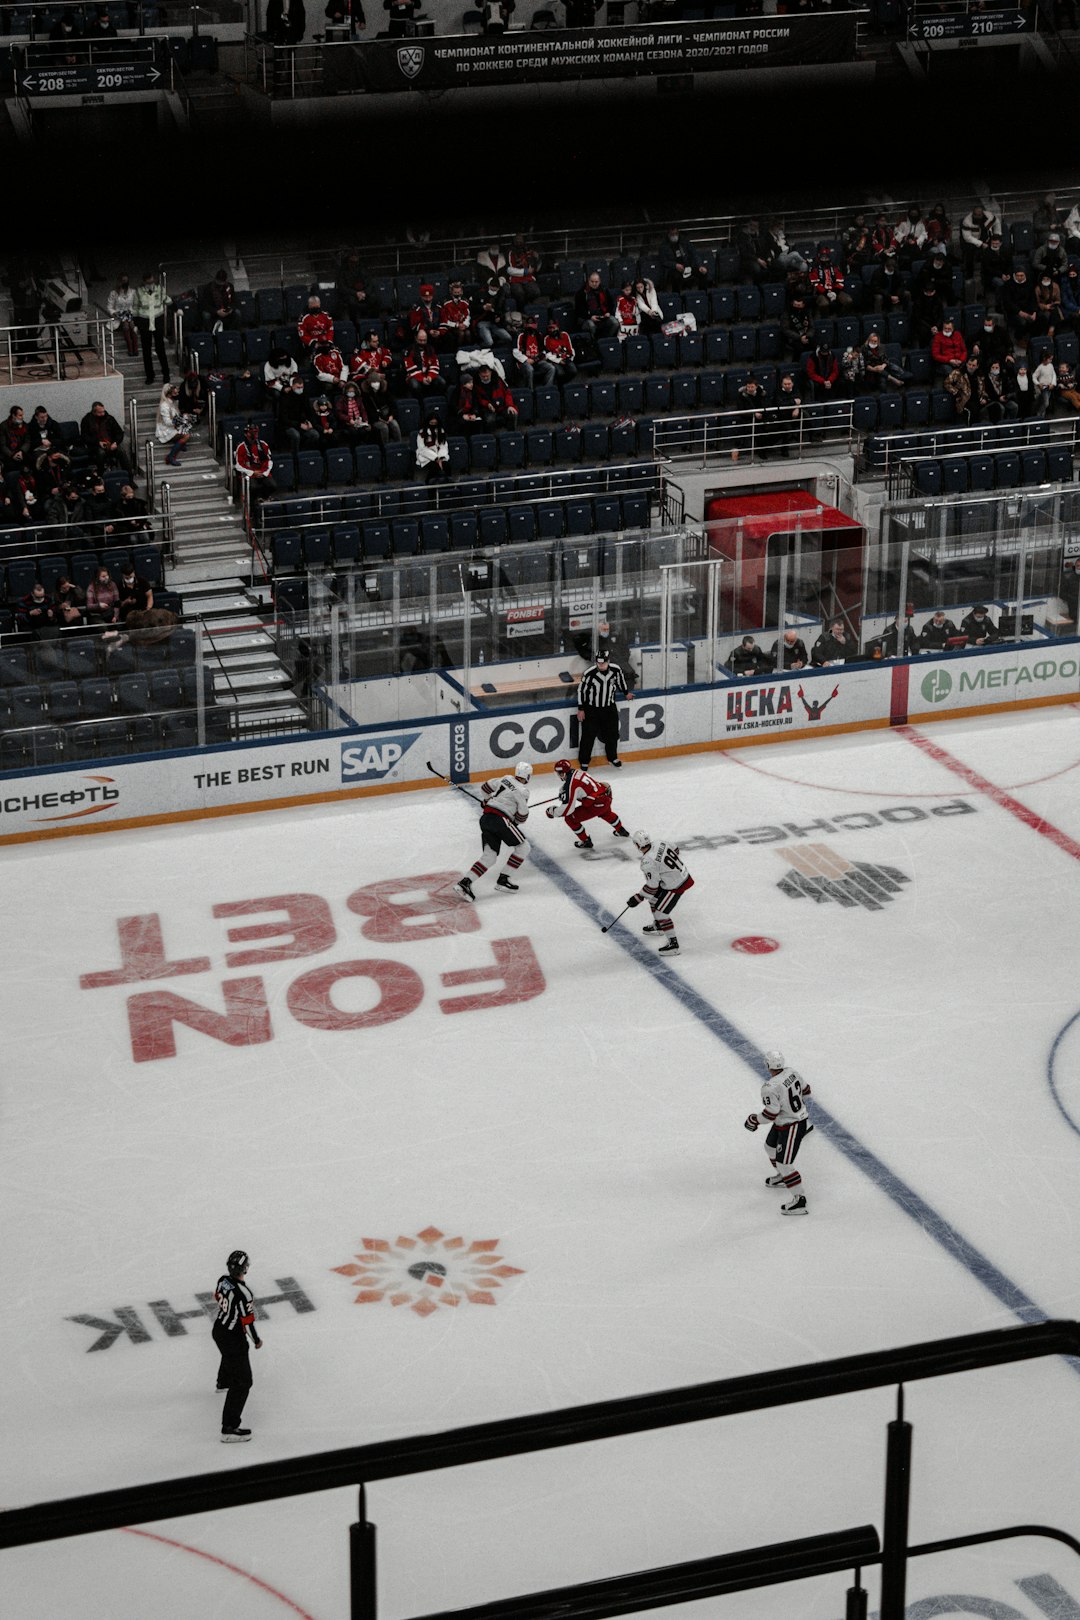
[545,758,630,850]
[577,649,633,770]
[744,1049,813,1216]
[625,830,694,957]
[453,763,532,902]
[132,269,171,387]
[213,1249,262,1442]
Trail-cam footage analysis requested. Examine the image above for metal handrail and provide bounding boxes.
[653,399,857,466]
[0,316,117,381]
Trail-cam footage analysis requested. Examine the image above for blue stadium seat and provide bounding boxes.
[116,674,152,715]
[272,531,301,572]
[498,432,526,469]
[383,442,414,481]
[887,314,911,345]
[650,335,677,370]
[617,378,644,415]
[479,508,507,546]
[215,331,244,367]
[1056,332,1079,369]
[671,374,698,411]
[1011,220,1034,256]
[644,376,671,413]
[469,435,498,472]
[813,319,836,348]
[324,447,355,485]
[610,421,636,458]
[993,452,1021,488]
[705,329,731,365]
[622,336,651,372]
[941,458,969,494]
[526,428,553,466]
[553,426,582,463]
[534,387,562,423]
[907,349,932,384]
[620,491,649,529]
[564,501,593,537]
[678,333,704,368]
[536,503,565,540]
[736,286,762,321]
[361,520,391,559]
[597,338,623,373]
[5,558,38,601]
[1047,446,1073,484]
[590,380,617,416]
[699,370,726,408]
[582,425,610,460]
[1020,448,1048,485]
[394,518,422,555]
[969,456,994,492]
[333,525,361,564]
[297,450,324,488]
[877,395,903,429]
[450,513,478,550]
[914,460,942,495]
[79,678,113,719]
[256,287,285,325]
[506,506,535,543]
[244,328,271,364]
[730,324,757,363]
[852,398,879,432]
[271,451,297,491]
[419,515,450,553]
[45,680,79,724]
[351,445,382,484]
[302,528,333,569]
[592,498,620,533]
[447,435,470,476]
[562,383,589,418]
[187,331,214,369]
[903,390,931,426]
[710,288,736,324]
[65,641,98,682]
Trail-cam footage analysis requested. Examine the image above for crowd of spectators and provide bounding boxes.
[0,400,149,535]
[727,602,1008,674]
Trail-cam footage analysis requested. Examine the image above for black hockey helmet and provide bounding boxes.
[227,1249,250,1276]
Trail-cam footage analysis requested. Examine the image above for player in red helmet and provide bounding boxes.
[545,759,630,850]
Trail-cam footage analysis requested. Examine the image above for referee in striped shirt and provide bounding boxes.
[576,649,633,769]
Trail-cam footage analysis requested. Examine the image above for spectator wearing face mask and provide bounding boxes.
[277,376,320,449]
[1034,272,1063,338]
[931,318,967,379]
[658,225,710,292]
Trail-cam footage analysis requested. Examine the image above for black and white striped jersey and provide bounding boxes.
[578,662,628,708]
[214,1274,256,1337]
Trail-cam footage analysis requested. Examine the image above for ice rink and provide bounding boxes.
[3,705,1080,1620]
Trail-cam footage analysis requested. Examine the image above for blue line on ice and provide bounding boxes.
[526,836,1066,1345]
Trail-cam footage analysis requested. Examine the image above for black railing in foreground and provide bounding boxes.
[2,1320,1078,1620]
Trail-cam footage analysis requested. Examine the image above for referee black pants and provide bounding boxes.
[213,1322,252,1430]
[579,705,619,767]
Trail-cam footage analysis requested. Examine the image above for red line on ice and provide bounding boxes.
[899,725,1080,861]
[121,1527,320,1618]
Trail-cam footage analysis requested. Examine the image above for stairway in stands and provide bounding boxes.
[113,337,307,736]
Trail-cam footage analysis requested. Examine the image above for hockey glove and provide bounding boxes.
[545,804,558,818]
[744,1113,760,1132]
[626,894,642,908]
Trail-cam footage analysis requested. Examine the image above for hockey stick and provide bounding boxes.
[601,902,635,934]
[425,760,484,806]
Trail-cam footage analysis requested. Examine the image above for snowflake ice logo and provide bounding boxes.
[333,1226,524,1317]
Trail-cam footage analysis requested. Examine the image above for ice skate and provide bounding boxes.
[781,1194,808,1216]
[765,1172,786,1188]
[221,1427,252,1442]
[613,824,630,837]
[574,834,594,850]
[642,924,657,933]
[496,874,519,892]
[657,938,680,956]
[452,877,475,903]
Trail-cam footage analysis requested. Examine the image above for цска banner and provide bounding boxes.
[355,12,858,91]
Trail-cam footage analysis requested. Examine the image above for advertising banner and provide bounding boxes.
[909,8,1029,38]
[714,662,895,741]
[906,643,1080,718]
[354,12,858,92]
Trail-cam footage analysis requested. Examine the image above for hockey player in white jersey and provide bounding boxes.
[624,830,695,956]
[744,1048,813,1215]
[453,762,532,902]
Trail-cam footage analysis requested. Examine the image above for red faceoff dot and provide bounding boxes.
[731,936,780,955]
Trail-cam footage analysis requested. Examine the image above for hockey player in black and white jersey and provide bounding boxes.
[624,830,694,956]
[453,762,533,902]
[213,1249,263,1441]
[745,1049,813,1216]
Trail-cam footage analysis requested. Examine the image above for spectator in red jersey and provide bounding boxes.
[930,318,967,379]
[234,422,275,508]
[451,372,484,436]
[334,382,375,446]
[360,373,402,446]
[404,329,441,398]
[544,316,577,384]
[806,342,839,401]
[473,362,518,429]
[575,270,619,339]
[808,248,854,315]
[438,280,473,349]
[504,233,542,309]
[614,279,639,339]
[404,283,440,341]
[312,339,347,391]
[870,211,895,259]
[514,315,556,388]
[297,295,334,352]
[348,328,393,383]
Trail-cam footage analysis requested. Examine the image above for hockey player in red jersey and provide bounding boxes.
[625,830,694,956]
[544,758,630,850]
[453,762,533,902]
[744,1048,813,1216]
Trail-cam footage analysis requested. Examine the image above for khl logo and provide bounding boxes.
[341,733,420,781]
[921,669,953,704]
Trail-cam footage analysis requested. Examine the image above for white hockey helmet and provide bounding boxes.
[631,829,652,853]
[764,1049,785,1072]
[514,761,533,783]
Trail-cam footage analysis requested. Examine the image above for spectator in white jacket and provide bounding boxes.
[632,276,664,335]
[1033,353,1058,417]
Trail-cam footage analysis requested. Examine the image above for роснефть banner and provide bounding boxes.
[352,13,858,92]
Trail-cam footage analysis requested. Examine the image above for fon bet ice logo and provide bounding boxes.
[334,1227,525,1316]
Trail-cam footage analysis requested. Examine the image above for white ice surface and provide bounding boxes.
[3,707,1080,1619]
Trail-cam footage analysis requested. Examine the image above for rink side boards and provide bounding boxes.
[0,639,1077,844]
